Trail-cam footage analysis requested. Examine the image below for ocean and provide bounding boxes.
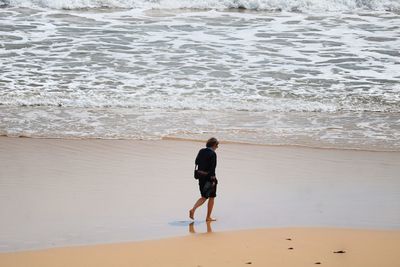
[1,0,399,150]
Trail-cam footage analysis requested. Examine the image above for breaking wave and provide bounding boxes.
[1,0,400,12]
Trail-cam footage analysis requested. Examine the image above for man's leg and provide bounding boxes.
[206,197,216,221]
[189,197,207,219]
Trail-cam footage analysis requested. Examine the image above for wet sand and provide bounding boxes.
[0,137,399,254]
[1,227,400,267]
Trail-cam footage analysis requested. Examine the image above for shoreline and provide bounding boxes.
[1,227,399,267]
[1,135,399,153]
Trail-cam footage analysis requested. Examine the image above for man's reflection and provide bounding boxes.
[189,220,213,234]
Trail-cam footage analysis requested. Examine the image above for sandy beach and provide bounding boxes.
[0,137,400,252]
[0,137,399,266]
[1,227,400,267]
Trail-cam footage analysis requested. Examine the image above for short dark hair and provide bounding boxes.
[206,137,219,148]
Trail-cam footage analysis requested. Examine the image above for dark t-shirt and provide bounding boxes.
[195,147,217,180]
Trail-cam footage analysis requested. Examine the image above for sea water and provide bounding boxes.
[1,0,399,150]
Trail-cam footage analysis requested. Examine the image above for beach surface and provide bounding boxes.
[1,227,400,267]
[0,137,399,257]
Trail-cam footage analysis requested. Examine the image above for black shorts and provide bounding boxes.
[199,179,217,198]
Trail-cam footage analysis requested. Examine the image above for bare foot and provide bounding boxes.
[189,209,194,220]
[206,217,216,221]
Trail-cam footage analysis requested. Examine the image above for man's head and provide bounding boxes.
[206,137,219,150]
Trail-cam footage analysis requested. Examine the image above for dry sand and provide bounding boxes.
[1,227,399,267]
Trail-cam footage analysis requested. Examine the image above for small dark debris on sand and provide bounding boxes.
[333,250,346,253]
[315,262,321,264]
[245,262,252,264]
[286,238,292,241]
[288,247,294,250]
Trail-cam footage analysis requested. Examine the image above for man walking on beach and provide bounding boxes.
[189,137,219,222]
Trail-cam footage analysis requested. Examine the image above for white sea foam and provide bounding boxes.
[0,6,399,150]
[2,0,400,11]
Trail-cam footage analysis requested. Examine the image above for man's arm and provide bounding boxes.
[195,150,201,165]
[209,152,217,179]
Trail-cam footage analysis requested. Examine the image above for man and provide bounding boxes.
[189,137,219,221]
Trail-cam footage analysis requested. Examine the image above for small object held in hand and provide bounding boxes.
[334,250,346,253]
[245,262,252,264]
